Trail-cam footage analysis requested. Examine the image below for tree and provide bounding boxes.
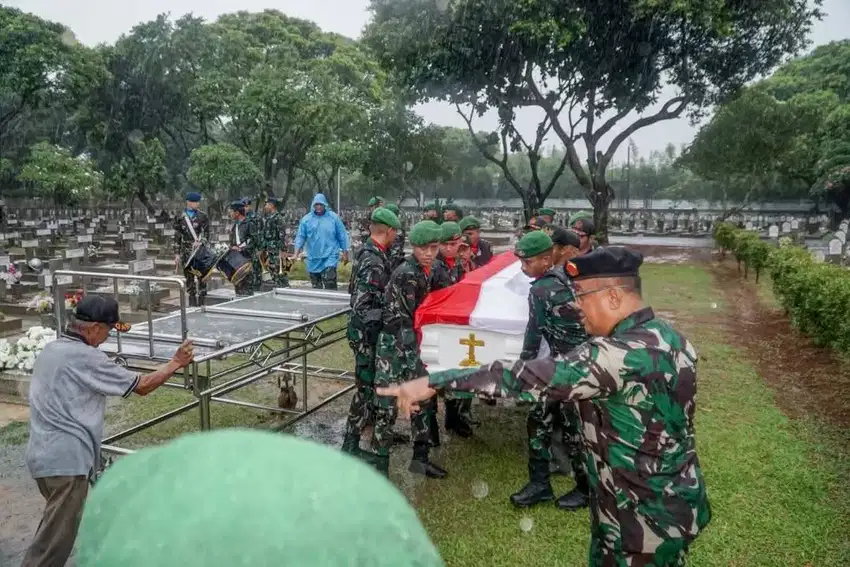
[366,0,822,236]
[187,143,263,201]
[18,142,102,205]
[106,139,168,213]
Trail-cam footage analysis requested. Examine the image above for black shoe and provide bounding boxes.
[510,481,555,507]
[392,431,411,445]
[408,459,448,479]
[188,295,198,307]
[198,294,206,307]
[374,454,390,477]
[556,486,590,511]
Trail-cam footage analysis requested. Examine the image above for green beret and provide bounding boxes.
[77,430,443,567]
[443,203,463,217]
[370,207,401,230]
[514,231,553,259]
[440,221,461,242]
[538,208,555,217]
[459,217,481,231]
[566,246,643,280]
[409,220,443,246]
[568,211,593,226]
[422,202,438,213]
[367,196,385,207]
[384,203,400,216]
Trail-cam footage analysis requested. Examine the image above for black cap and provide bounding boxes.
[74,295,131,332]
[551,226,582,248]
[566,247,643,281]
[266,197,281,209]
[571,217,596,236]
[230,200,245,212]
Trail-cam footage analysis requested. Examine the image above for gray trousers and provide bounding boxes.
[21,476,89,567]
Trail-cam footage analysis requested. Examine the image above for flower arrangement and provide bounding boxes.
[0,264,22,286]
[26,292,54,314]
[0,326,55,371]
[64,290,84,310]
[213,242,229,256]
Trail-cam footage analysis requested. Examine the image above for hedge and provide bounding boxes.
[714,223,850,354]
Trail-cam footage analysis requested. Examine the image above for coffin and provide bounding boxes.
[417,252,547,372]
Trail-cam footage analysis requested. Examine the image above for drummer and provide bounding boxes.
[229,200,257,296]
[173,191,210,307]
[241,197,263,293]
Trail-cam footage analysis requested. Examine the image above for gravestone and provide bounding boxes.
[813,250,826,263]
[64,247,85,270]
[836,230,846,245]
[781,221,791,234]
[745,221,753,231]
[790,219,800,231]
[768,225,780,239]
[827,238,842,256]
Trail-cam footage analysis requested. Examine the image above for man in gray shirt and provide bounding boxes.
[22,295,194,567]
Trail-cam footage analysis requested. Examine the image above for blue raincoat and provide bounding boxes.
[294,193,350,274]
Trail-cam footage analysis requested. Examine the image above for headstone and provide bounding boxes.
[781,222,791,234]
[745,221,753,231]
[129,258,155,275]
[836,230,846,244]
[790,219,799,230]
[768,225,779,239]
[828,239,842,256]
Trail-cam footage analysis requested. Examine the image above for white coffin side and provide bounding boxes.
[420,323,524,372]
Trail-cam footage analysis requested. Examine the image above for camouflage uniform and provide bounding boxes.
[430,307,712,566]
[342,239,391,454]
[172,209,210,304]
[519,265,588,501]
[388,228,407,271]
[472,238,493,268]
[229,218,256,296]
[261,210,290,288]
[373,257,434,458]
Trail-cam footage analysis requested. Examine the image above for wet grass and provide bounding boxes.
[0,420,28,446]
[415,263,850,567]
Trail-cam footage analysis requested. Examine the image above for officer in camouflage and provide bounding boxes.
[384,203,407,271]
[360,196,385,246]
[173,192,210,307]
[261,197,290,288]
[422,202,439,221]
[511,230,590,510]
[378,247,712,567]
[569,212,597,253]
[342,207,400,461]
[372,220,447,479]
[442,202,462,223]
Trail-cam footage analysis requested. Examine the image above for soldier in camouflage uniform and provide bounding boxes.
[569,212,598,253]
[441,202,462,223]
[539,207,557,225]
[229,200,257,296]
[430,221,474,438]
[511,229,590,510]
[359,196,384,248]
[261,198,290,288]
[372,220,447,479]
[459,216,493,269]
[384,203,407,271]
[172,192,210,307]
[378,247,712,567]
[342,208,400,460]
[241,197,263,292]
[422,202,439,222]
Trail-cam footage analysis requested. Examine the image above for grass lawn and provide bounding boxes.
[414,263,850,567]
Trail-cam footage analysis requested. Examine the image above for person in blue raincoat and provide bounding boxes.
[294,193,350,289]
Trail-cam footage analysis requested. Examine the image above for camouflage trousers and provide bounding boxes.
[445,398,474,424]
[309,267,338,290]
[528,400,586,481]
[264,249,290,288]
[250,253,263,291]
[181,268,207,298]
[588,499,689,567]
[372,333,433,457]
[344,342,376,442]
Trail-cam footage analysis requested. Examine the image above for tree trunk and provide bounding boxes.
[136,187,156,215]
[588,175,613,244]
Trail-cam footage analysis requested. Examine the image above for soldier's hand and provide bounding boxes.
[376,378,436,418]
[341,251,350,266]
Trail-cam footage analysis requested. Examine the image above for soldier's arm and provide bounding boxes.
[430,261,452,291]
[428,337,626,403]
[519,291,544,361]
[351,256,385,343]
[555,297,588,350]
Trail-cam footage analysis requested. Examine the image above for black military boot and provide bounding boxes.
[444,400,473,438]
[510,459,555,507]
[408,442,447,479]
[188,295,198,307]
[556,473,590,511]
[429,416,441,448]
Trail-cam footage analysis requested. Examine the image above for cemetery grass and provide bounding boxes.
[0,420,28,445]
[413,263,850,567]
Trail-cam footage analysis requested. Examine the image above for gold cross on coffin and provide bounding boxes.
[459,333,485,367]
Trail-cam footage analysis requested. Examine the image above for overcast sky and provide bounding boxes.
[9,0,850,165]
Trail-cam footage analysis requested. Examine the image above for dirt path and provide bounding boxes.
[711,260,850,435]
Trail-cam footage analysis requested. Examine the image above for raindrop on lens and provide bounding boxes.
[519,516,534,532]
[471,480,489,500]
[711,302,717,309]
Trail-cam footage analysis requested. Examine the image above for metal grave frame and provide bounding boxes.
[52,270,354,456]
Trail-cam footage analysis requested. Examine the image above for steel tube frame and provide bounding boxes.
[203,305,309,322]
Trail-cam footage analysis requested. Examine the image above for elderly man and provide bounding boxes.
[378,248,711,567]
[294,193,350,290]
[459,216,492,268]
[22,295,193,567]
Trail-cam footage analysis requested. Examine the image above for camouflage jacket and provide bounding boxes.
[378,256,432,374]
[229,219,257,255]
[261,211,286,251]
[347,239,392,346]
[388,229,406,271]
[431,254,464,291]
[358,215,371,245]
[172,210,210,256]
[472,239,493,268]
[430,307,711,554]
[520,265,587,360]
